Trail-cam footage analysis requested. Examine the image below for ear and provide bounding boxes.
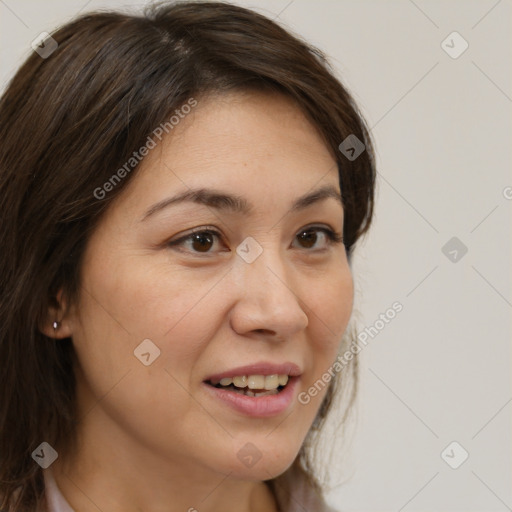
[39,288,74,339]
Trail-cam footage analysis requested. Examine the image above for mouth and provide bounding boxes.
[202,362,301,417]
[205,374,290,397]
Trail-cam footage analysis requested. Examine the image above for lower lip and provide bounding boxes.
[202,377,299,418]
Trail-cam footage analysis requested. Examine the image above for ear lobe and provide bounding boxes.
[38,289,73,339]
[39,317,73,339]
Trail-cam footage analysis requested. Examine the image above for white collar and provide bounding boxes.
[43,468,75,512]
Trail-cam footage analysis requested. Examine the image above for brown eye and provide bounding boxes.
[167,229,224,254]
[296,229,318,249]
[190,232,215,252]
[293,227,343,251]
[168,226,343,256]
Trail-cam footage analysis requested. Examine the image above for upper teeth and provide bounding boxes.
[217,374,289,390]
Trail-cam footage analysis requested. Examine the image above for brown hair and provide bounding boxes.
[0,1,375,510]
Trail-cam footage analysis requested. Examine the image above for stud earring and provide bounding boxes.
[53,320,59,331]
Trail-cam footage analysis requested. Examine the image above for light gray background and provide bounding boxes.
[1,1,510,511]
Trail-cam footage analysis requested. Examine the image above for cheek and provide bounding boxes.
[299,264,353,407]
[71,248,221,407]
[70,263,229,461]
[306,263,354,353]
[80,249,219,347]
[123,266,227,371]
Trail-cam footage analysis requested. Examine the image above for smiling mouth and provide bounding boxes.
[205,374,289,397]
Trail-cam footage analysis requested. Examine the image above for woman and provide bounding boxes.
[0,1,375,511]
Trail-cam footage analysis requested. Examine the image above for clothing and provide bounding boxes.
[43,469,73,512]
[43,464,337,512]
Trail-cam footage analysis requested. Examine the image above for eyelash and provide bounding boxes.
[167,225,344,255]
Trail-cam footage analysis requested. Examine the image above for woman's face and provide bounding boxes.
[63,91,353,481]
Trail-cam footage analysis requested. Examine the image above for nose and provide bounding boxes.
[228,246,309,340]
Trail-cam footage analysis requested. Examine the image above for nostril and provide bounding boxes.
[253,328,276,335]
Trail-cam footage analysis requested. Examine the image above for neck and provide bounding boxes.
[49,412,278,512]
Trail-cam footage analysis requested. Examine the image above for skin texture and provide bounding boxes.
[43,91,354,512]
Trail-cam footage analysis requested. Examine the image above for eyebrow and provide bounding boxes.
[140,184,343,222]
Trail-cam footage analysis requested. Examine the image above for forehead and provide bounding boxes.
[162,91,329,157]
[113,90,340,220]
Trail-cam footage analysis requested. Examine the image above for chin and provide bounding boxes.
[219,442,301,481]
